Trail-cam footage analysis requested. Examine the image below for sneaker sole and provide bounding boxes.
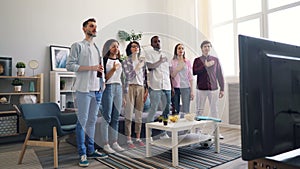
[79,163,89,167]
[114,149,125,152]
[128,147,136,149]
[104,150,116,154]
[87,155,108,159]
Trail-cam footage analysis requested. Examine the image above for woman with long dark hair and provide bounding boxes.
[170,43,194,115]
[100,39,125,153]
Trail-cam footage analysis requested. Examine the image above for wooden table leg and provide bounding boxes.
[146,123,151,157]
[214,122,220,153]
[172,131,179,166]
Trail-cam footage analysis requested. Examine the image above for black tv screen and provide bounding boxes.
[239,35,300,160]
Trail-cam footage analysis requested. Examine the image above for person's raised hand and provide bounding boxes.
[176,62,185,71]
[137,59,145,69]
[204,60,215,67]
[113,61,121,70]
[97,64,104,72]
[159,55,167,63]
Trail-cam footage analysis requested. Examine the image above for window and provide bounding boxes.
[211,0,233,24]
[209,0,300,77]
[268,5,300,46]
[237,19,260,38]
[236,0,261,18]
[212,24,234,76]
[269,0,299,9]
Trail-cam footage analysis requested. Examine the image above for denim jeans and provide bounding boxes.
[143,94,150,112]
[173,87,191,113]
[101,84,122,144]
[76,91,101,156]
[147,88,171,122]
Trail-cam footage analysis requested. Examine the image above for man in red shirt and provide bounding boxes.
[192,40,224,139]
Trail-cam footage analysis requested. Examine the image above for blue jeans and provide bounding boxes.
[76,91,101,156]
[147,88,171,122]
[101,84,122,144]
[173,87,191,113]
[143,94,150,112]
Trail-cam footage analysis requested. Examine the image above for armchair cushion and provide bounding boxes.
[20,102,77,138]
[61,124,77,131]
[59,113,77,125]
[25,116,62,137]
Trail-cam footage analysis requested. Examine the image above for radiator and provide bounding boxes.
[228,83,240,125]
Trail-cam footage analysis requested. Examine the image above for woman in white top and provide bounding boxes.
[100,39,125,154]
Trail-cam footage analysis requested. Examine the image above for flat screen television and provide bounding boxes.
[239,35,300,160]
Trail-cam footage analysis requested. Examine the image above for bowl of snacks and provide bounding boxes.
[184,113,196,121]
[169,114,180,123]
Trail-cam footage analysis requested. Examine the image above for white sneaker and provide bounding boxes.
[160,133,170,139]
[103,144,115,154]
[79,155,89,167]
[112,142,125,152]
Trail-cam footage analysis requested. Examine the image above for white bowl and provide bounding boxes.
[184,113,196,121]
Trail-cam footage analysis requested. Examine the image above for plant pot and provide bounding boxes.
[14,85,22,92]
[17,68,25,76]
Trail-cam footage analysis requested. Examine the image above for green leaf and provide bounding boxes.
[118,30,143,42]
[118,30,130,41]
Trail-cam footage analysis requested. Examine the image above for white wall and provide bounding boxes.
[0,0,202,102]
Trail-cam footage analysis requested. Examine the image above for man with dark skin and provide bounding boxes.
[145,36,171,138]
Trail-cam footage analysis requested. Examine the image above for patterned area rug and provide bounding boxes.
[0,149,42,169]
[96,143,241,169]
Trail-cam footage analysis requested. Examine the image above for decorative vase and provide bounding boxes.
[17,68,25,76]
[29,81,35,92]
[14,85,22,92]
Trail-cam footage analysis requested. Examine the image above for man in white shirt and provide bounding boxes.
[145,36,171,129]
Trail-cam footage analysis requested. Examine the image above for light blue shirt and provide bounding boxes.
[66,39,104,92]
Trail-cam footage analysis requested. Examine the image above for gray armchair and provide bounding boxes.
[17,102,77,169]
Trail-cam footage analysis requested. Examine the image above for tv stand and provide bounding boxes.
[248,148,300,169]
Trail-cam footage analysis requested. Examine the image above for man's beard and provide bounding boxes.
[153,47,160,51]
[86,30,96,37]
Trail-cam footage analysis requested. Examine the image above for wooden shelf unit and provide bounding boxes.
[0,74,44,136]
[50,71,76,111]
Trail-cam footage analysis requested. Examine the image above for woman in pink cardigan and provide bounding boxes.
[170,43,194,115]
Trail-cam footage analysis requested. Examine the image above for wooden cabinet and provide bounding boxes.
[50,71,76,111]
[0,73,43,136]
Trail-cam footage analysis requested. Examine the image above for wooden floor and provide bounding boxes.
[0,126,248,169]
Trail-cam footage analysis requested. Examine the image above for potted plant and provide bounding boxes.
[60,79,66,90]
[16,62,26,76]
[11,78,24,92]
[118,29,142,42]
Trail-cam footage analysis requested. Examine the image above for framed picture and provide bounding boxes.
[50,45,70,71]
